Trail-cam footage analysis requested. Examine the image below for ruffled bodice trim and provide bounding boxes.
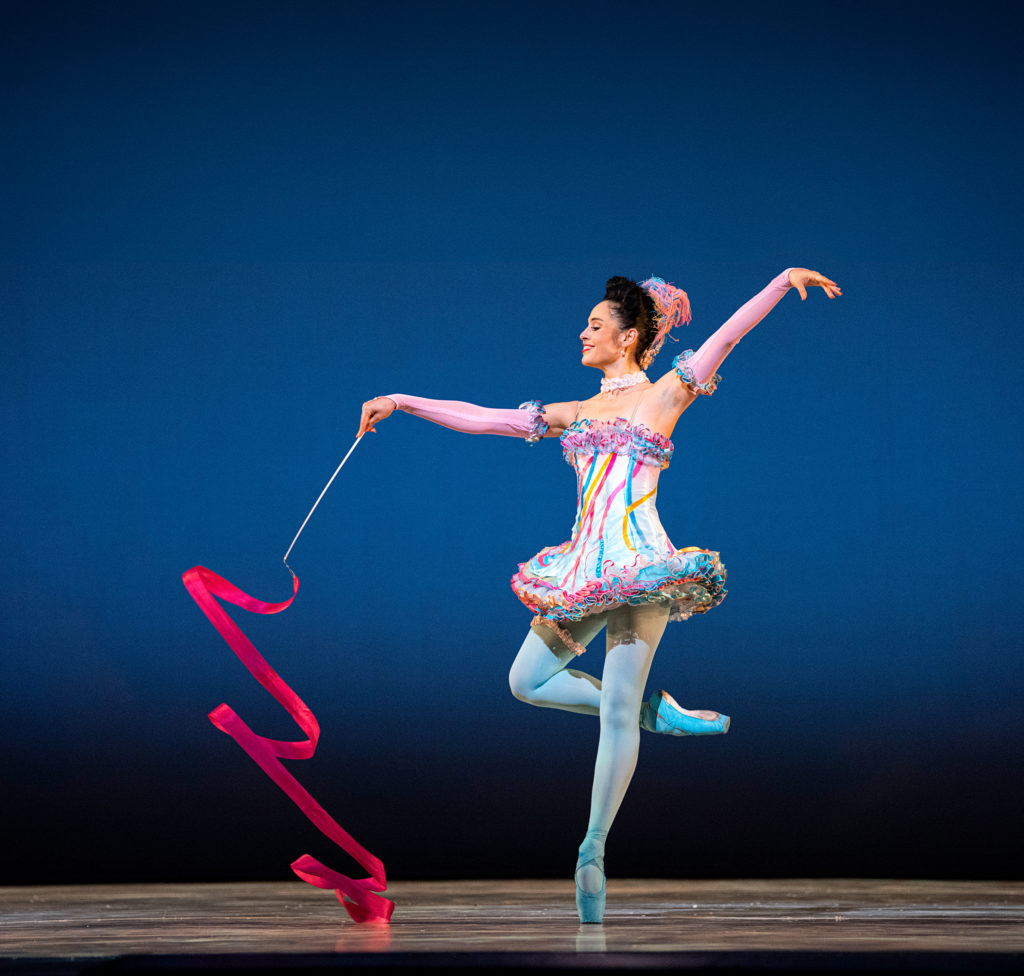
[561,417,674,469]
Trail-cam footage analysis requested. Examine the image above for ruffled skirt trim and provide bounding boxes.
[511,546,728,637]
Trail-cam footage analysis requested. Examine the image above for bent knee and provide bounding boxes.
[508,668,538,704]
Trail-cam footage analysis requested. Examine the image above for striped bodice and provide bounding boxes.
[555,418,674,569]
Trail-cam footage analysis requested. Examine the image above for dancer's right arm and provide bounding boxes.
[358,394,556,442]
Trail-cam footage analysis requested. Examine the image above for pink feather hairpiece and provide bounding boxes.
[639,277,692,369]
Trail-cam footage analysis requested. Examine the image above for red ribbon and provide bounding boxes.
[182,565,393,922]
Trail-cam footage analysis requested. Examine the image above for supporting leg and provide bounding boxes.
[576,602,670,922]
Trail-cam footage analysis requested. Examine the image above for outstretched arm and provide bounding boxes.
[676,267,841,391]
[358,394,550,442]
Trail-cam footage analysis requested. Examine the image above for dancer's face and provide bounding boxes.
[580,301,636,369]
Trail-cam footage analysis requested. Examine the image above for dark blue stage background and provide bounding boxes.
[3,1,1021,886]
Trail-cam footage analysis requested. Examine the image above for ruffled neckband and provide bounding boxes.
[561,416,674,468]
[599,371,649,394]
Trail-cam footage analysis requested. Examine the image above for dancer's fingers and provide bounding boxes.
[820,277,842,299]
[358,404,375,436]
[794,270,842,300]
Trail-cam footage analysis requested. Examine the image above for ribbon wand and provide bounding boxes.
[283,434,364,576]
[183,428,394,923]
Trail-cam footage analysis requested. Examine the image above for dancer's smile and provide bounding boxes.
[580,300,631,368]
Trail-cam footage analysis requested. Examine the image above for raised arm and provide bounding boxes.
[671,267,841,393]
[680,269,793,388]
[358,394,550,442]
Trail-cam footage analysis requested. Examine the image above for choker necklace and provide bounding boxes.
[600,371,649,394]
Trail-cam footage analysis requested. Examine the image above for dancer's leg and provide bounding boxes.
[508,616,607,715]
[577,602,670,904]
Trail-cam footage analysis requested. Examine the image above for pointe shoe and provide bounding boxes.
[575,838,606,924]
[639,690,730,735]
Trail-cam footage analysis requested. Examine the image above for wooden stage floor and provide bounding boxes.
[2,879,1023,974]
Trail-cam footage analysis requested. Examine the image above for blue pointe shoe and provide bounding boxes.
[639,690,730,736]
[575,836,606,924]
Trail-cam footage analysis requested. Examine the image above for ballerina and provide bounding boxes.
[358,266,841,922]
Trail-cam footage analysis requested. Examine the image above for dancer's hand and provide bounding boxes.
[787,268,842,300]
[358,396,397,435]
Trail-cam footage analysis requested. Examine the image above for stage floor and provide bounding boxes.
[2,879,1022,973]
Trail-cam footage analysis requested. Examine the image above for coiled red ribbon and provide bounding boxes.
[182,564,393,922]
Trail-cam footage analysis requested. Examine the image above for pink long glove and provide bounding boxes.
[385,394,549,442]
[682,269,794,387]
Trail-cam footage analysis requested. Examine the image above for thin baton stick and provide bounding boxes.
[283,434,364,575]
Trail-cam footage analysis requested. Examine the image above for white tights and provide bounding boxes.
[508,603,671,890]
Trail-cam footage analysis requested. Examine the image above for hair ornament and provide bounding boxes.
[639,276,692,369]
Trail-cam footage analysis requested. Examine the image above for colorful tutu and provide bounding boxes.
[510,415,727,650]
[512,543,727,623]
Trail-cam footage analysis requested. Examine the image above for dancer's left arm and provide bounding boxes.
[654,267,841,407]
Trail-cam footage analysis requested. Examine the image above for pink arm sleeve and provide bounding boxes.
[385,394,549,443]
[675,269,794,393]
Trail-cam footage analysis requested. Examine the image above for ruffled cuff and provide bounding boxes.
[672,351,721,396]
[518,400,549,443]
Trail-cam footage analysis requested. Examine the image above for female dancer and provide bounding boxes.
[358,266,841,922]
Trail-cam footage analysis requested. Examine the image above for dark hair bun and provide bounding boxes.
[604,277,658,366]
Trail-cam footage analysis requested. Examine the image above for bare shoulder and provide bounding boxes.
[541,399,582,437]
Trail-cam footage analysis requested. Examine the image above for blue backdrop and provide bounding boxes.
[3,0,1021,885]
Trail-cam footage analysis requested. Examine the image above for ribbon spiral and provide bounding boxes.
[182,564,393,922]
